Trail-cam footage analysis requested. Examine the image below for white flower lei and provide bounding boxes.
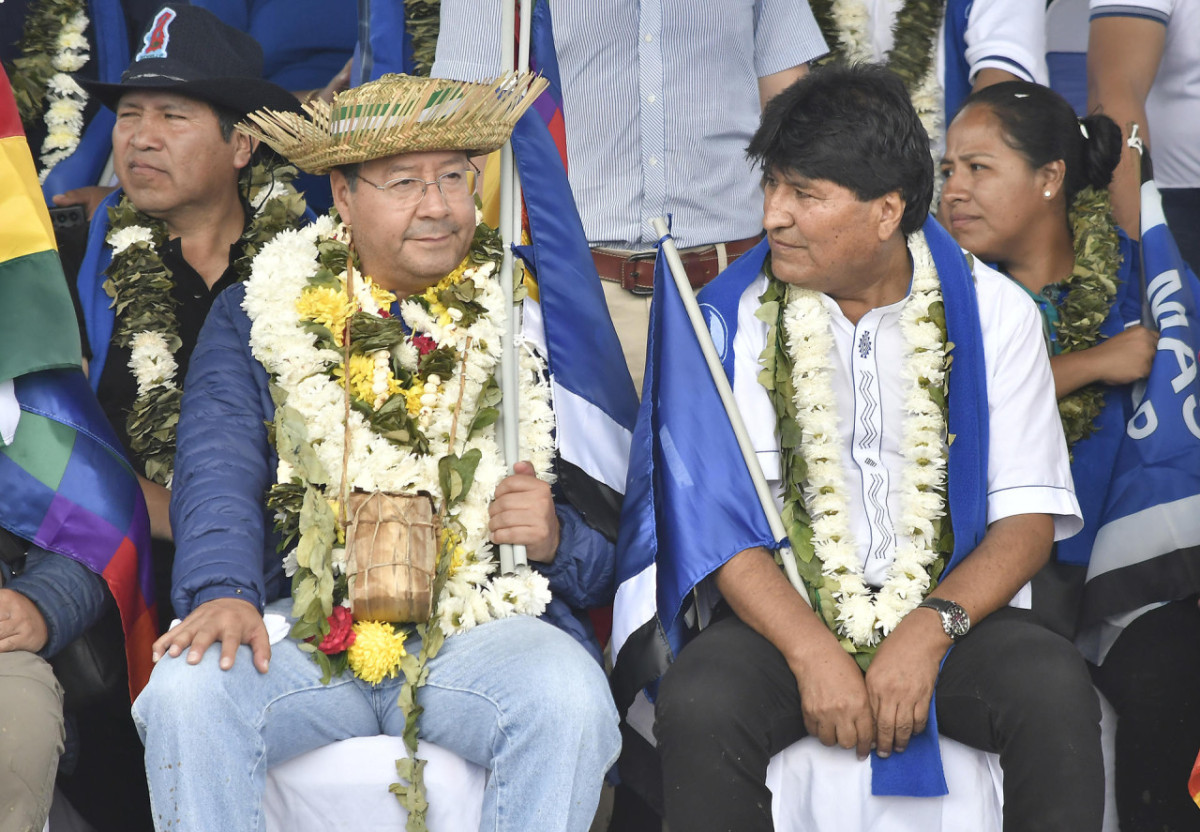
[781,229,947,647]
[827,0,944,156]
[109,163,308,488]
[38,11,90,182]
[244,219,555,637]
[114,180,301,408]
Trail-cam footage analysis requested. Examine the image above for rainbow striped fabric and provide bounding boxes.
[0,66,81,385]
[1,64,156,696]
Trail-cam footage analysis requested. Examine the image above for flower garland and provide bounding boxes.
[246,214,555,827]
[1049,186,1124,447]
[404,0,441,77]
[810,0,947,152]
[758,229,953,669]
[105,161,309,487]
[7,0,91,180]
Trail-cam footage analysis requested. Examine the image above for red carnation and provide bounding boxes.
[317,606,356,654]
[412,334,438,356]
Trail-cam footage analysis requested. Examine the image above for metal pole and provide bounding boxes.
[496,0,527,572]
[649,218,811,605]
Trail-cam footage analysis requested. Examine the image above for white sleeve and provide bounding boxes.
[964,0,1049,85]
[976,265,1083,541]
[430,0,506,82]
[753,0,830,78]
[1088,0,1172,24]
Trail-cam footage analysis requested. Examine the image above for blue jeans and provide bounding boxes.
[132,608,620,832]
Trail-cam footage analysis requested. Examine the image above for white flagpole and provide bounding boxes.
[649,218,812,605]
[497,0,528,572]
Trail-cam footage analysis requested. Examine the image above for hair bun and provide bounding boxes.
[1080,113,1123,189]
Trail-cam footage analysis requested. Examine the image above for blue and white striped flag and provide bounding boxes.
[1079,175,1200,653]
[510,107,639,540]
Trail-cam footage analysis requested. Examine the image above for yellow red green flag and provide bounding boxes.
[1,63,82,385]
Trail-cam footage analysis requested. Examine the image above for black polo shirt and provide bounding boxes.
[95,237,240,468]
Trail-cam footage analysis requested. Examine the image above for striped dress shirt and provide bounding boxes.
[433,0,828,249]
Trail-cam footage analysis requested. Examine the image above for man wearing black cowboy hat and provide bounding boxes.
[71,4,310,629]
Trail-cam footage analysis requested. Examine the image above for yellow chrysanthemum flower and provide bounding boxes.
[418,256,471,305]
[347,620,407,684]
[332,353,377,403]
[366,278,397,311]
[404,385,425,416]
[326,498,346,543]
[449,544,467,574]
[296,286,354,345]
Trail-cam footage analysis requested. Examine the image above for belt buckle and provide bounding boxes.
[623,249,658,296]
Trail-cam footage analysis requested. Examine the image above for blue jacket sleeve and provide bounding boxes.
[170,284,281,617]
[7,545,111,658]
[533,502,616,611]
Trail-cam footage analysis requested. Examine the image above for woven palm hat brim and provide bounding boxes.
[239,72,549,175]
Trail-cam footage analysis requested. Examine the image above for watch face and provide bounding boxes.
[945,606,970,638]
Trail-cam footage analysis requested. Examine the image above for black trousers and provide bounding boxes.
[655,606,1104,832]
[1091,598,1200,832]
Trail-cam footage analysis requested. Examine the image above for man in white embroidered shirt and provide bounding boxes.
[652,63,1103,831]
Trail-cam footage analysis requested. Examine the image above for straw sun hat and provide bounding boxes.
[239,72,549,175]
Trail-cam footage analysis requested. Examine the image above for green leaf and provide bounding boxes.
[755,300,780,325]
[437,448,482,508]
[466,406,499,438]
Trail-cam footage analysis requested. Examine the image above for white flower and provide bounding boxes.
[46,73,85,98]
[128,331,178,392]
[108,225,154,254]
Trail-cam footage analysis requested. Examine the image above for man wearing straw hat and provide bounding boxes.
[131,72,620,831]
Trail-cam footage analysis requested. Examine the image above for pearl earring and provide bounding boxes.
[1044,190,1052,198]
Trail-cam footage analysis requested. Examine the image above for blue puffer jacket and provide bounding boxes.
[170,284,615,663]
[4,545,110,658]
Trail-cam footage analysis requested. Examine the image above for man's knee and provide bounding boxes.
[0,652,65,828]
[503,619,619,748]
[133,646,249,735]
[957,613,1101,729]
[655,621,772,748]
[434,617,619,755]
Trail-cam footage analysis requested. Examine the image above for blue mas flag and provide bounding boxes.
[509,107,639,538]
[612,217,992,798]
[1079,180,1200,643]
[609,237,778,704]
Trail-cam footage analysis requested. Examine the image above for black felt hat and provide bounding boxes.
[82,5,301,117]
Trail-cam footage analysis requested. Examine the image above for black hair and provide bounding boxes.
[747,62,933,236]
[337,162,361,192]
[207,102,241,142]
[956,81,1122,207]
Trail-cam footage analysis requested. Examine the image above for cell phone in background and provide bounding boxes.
[48,204,87,230]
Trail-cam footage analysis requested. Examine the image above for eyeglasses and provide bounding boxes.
[356,165,480,207]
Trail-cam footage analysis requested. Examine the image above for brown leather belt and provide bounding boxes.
[591,235,763,295]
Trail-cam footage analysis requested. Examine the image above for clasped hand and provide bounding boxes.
[488,461,560,563]
[793,610,950,760]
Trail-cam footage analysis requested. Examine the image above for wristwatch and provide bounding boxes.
[918,597,970,641]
